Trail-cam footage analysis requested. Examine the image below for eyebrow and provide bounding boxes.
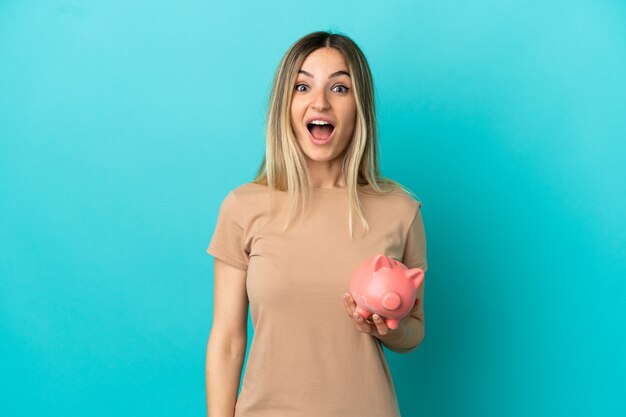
[298,69,351,79]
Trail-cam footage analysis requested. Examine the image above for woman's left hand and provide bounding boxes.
[342,292,395,337]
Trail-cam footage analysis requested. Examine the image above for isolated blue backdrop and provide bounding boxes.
[1,1,625,416]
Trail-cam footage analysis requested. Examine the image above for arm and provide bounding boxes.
[375,279,425,354]
[378,200,429,353]
[206,258,249,417]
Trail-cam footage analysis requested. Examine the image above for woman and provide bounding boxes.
[205,31,428,417]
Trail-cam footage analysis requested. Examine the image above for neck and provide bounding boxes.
[306,153,346,189]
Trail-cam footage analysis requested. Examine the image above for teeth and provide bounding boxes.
[310,120,330,125]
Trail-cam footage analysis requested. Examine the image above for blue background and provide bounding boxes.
[1,1,625,416]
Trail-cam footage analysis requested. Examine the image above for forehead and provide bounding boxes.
[299,47,348,73]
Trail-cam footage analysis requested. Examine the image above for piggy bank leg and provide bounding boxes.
[385,318,400,330]
[355,306,371,321]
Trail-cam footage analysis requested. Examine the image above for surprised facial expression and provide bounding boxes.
[290,47,357,163]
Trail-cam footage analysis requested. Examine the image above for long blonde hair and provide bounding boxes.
[252,30,418,239]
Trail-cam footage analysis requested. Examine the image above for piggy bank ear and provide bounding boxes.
[407,268,424,288]
[372,254,393,272]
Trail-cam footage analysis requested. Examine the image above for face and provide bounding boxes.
[290,47,357,164]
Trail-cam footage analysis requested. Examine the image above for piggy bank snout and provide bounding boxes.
[381,291,402,311]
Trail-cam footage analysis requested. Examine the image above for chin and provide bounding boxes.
[302,148,334,161]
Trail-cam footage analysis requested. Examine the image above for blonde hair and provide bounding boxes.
[252,30,418,239]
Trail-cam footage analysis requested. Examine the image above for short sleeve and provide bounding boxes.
[206,191,250,271]
[401,202,428,272]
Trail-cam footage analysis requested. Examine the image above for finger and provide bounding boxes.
[343,293,355,315]
[346,293,356,308]
[352,311,372,333]
[344,294,358,322]
[345,294,374,333]
[372,314,389,335]
[346,293,359,315]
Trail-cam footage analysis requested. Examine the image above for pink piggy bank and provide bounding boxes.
[349,254,425,330]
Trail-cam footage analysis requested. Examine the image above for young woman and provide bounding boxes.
[205,31,428,417]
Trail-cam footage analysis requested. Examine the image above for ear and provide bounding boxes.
[406,267,424,288]
[373,254,392,272]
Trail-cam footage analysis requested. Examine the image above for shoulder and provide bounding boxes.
[217,181,270,217]
[230,181,269,203]
[388,185,423,209]
[390,187,423,224]
[362,182,423,214]
[353,183,423,234]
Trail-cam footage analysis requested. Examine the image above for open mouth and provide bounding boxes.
[307,122,335,142]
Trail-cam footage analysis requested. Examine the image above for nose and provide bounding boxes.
[311,88,330,111]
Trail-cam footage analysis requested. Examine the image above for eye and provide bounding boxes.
[332,85,350,93]
[295,83,308,92]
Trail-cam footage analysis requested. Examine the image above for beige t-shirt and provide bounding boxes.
[207,181,428,417]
